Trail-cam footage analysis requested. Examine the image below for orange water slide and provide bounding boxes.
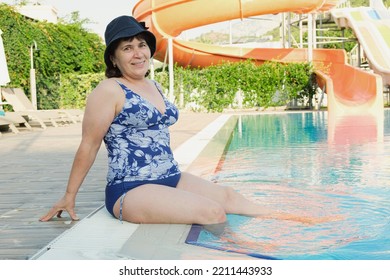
[132,0,383,118]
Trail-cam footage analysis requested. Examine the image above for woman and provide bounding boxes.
[40,16,325,225]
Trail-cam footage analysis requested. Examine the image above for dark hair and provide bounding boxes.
[105,33,151,78]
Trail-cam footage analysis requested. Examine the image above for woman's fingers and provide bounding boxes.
[39,207,79,222]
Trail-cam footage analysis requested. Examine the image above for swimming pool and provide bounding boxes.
[187,110,390,260]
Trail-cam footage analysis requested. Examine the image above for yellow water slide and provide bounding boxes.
[133,0,384,118]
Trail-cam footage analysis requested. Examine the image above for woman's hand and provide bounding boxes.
[39,194,79,222]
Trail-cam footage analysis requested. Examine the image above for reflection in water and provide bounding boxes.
[197,110,390,260]
[327,112,384,144]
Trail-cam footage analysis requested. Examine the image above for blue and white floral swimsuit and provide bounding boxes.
[104,80,181,218]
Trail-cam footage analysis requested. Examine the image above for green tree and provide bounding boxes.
[0,4,105,109]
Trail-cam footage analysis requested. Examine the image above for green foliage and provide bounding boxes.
[0,4,105,109]
[350,0,390,7]
[59,72,104,109]
[155,60,314,112]
[351,0,370,6]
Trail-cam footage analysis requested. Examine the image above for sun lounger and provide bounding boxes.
[3,111,32,130]
[0,112,34,136]
[61,108,84,122]
[0,116,19,136]
[1,88,79,128]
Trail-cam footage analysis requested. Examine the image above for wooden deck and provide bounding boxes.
[0,112,221,260]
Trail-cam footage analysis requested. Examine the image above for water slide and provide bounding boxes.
[132,0,384,118]
[331,0,390,85]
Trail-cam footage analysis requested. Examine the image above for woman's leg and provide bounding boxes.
[177,172,339,224]
[114,172,340,225]
[177,172,269,216]
[112,183,227,224]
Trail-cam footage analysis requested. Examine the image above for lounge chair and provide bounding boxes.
[0,116,19,136]
[1,88,81,128]
[0,112,33,136]
[62,108,84,122]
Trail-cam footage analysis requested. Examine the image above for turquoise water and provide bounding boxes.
[194,110,390,260]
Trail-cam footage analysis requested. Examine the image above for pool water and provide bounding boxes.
[191,110,390,260]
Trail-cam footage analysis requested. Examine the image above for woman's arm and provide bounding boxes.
[39,80,121,221]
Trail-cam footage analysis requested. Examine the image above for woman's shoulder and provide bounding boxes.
[150,80,165,93]
[87,78,122,101]
[150,79,162,87]
[91,78,120,94]
[97,78,120,88]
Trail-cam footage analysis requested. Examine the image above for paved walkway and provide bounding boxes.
[0,111,221,260]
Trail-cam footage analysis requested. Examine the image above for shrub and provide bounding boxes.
[155,60,314,112]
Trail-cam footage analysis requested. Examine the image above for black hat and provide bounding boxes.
[104,15,156,68]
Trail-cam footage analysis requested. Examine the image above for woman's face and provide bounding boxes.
[112,37,151,79]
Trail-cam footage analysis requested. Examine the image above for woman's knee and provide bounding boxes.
[199,203,227,224]
[222,186,239,204]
